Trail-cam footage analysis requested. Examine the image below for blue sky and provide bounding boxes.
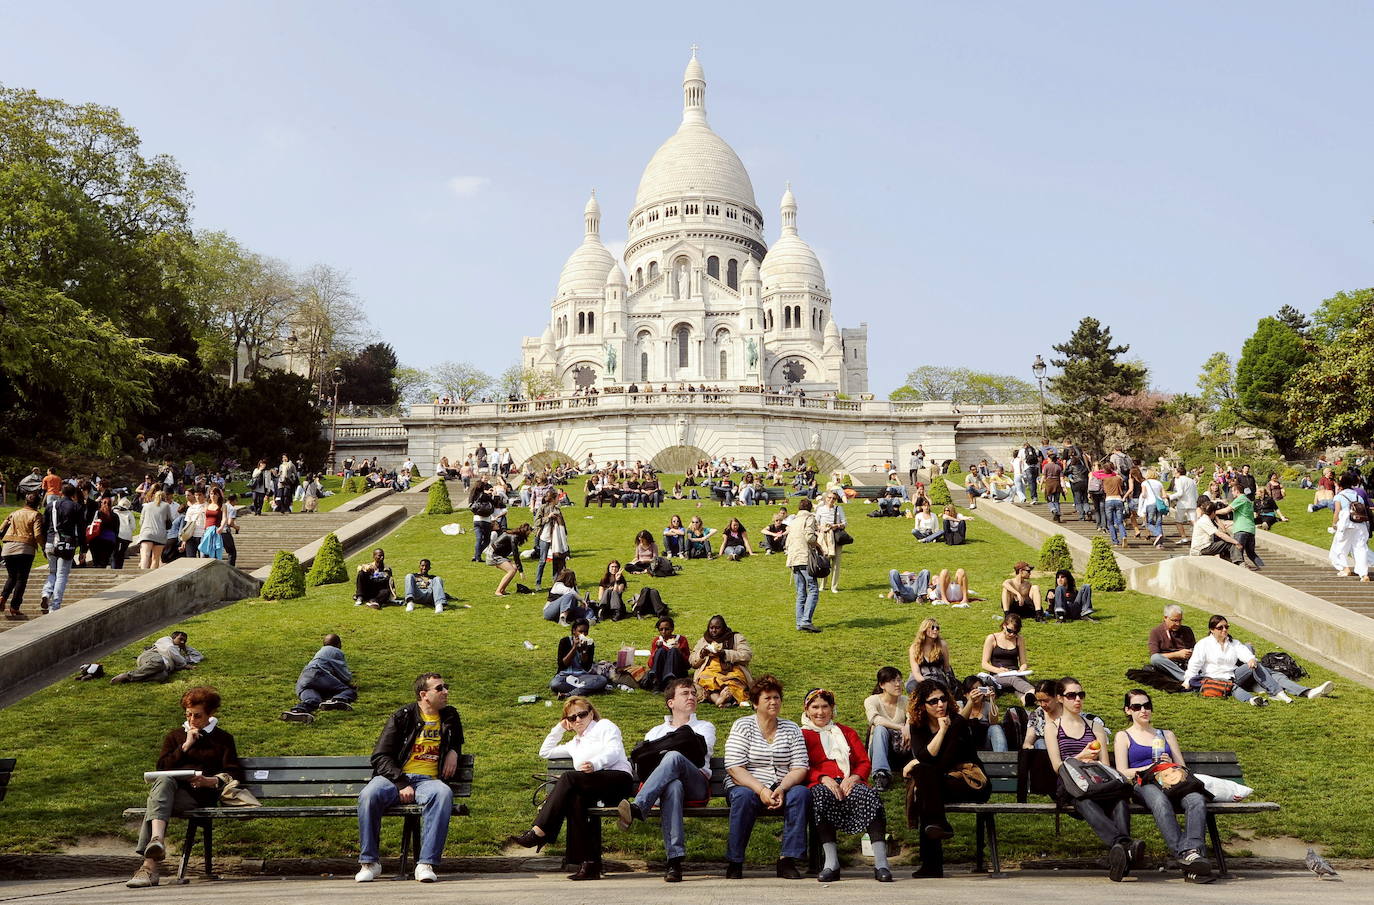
[3,1,1370,394]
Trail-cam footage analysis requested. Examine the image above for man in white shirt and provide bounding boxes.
[1168,466,1199,545]
[616,679,716,882]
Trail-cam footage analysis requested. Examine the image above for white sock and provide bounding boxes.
[822,842,839,871]
[871,839,889,870]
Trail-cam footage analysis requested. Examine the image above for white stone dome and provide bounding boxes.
[605,263,626,286]
[761,235,825,289]
[557,240,615,296]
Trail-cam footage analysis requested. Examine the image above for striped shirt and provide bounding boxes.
[723,715,807,789]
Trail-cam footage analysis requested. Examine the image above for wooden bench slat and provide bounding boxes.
[244,767,475,784]
[239,756,373,768]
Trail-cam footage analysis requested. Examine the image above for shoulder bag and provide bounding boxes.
[806,545,831,579]
[1057,757,1129,801]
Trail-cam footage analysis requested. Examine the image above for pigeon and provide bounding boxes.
[1305,847,1339,879]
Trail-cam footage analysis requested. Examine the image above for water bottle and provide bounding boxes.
[1151,732,1168,764]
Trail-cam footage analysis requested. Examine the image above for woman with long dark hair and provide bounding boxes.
[690,614,753,707]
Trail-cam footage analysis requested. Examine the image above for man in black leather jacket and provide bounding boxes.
[354,673,464,884]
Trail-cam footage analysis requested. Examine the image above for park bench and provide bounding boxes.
[123,754,475,884]
[949,750,1276,877]
[0,757,14,805]
[543,755,822,870]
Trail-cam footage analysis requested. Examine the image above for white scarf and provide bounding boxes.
[183,716,219,736]
[801,715,851,777]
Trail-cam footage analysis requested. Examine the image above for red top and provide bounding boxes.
[648,633,689,670]
[203,506,221,529]
[802,722,871,786]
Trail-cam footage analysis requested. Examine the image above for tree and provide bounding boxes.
[1045,318,1147,456]
[337,342,399,406]
[1195,352,1240,432]
[497,364,559,400]
[261,551,306,600]
[305,533,348,587]
[393,366,434,404]
[221,369,326,466]
[1275,304,1312,338]
[1310,288,1373,345]
[1285,311,1374,450]
[894,366,1036,405]
[1235,317,1310,453]
[424,479,454,515]
[292,263,369,391]
[184,232,297,384]
[431,361,491,401]
[1038,534,1074,575]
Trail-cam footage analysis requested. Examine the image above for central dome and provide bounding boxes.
[634,123,757,210]
[632,50,757,212]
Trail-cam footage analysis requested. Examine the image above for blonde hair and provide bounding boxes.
[561,695,599,721]
[912,618,952,669]
[1144,468,1159,480]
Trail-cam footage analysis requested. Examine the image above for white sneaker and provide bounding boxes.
[354,597,364,606]
[1305,681,1333,698]
[1272,691,1294,703]
[355,862,382,882]
[414,863,438,883]
[434,602,444,613]
[1247,696,1268,707]
[405,599,415,613]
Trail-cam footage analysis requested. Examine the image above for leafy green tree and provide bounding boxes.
[1275,304,1312,338]
[431,360,491,401]
[1235,317,1310,454]
[261,551,306,600]
[1310,289,1372,345]
[338,342,400,406]
[1045,317,1147,457]
[894,366,1036,405]
[221,369,326,466]
[393,366,434,404]
[1038,534,1074,575]
[1285,308,1374,450]
[498,364,560,400]
[1195,352,1240,431]
[424,479,454,515]
[928,476,952,507]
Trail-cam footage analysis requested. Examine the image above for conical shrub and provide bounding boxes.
[306,533,348,587]
[1038,534,1074,575]
[928,476,952,507]
[424,478,454,515]
[261,551,306,600]
[945,459,961,475]
[1083,536,1125,591]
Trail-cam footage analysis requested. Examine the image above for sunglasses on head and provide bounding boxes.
[1062,690,1086,700]
[1126,702,1152,712]
[568,710,592,721]
[924,695,949,706]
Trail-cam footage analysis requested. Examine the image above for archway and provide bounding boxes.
[650,444,713,475]
[526,450,582,473]
[790,448,845,477]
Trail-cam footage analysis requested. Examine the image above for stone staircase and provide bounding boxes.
[1010,500,1374,620]
[2,488,437,634]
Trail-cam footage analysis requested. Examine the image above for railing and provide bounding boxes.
[334,424,408,440]
[395,397,1034,422]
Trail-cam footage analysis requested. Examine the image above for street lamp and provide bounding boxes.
[327,366,345,474]
[1031,354,1048,446]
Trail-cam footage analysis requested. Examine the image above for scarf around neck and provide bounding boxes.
[801,715,851,777]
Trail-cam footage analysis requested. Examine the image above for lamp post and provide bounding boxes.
[327,366,344,475]
[1031,354,1048,446]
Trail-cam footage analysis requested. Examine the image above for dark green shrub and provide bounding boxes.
[1084,536,1125,591]
[1038,534,1074,575]
[945,459,961,475]
[928,477,952,507]
[261,551,306,600]
[424,478,454,515]
[306,533,348,587]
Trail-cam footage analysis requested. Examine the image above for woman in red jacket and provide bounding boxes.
[800,688,891,882]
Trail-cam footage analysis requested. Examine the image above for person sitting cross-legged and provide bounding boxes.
[1000,561,1046,621]
[615,679,717,882]
[354,673,464,884]
[1047,569,1095,622]
[354,548,396,609]
[282,633,357,723]
[1147,604,1195,683]
[403,559,448,613]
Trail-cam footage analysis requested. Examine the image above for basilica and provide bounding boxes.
[521,50,868,396]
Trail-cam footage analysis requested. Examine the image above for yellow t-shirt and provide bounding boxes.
[402,713,442,777]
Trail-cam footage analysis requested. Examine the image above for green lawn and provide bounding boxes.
[0,494,1369,865]
[1263,487,1341,550]
[222,474,358,514]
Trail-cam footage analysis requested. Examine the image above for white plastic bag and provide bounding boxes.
[1196,773,1253,801]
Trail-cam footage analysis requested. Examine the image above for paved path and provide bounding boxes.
[0,869,1365,904]
[1007,499,1374,620]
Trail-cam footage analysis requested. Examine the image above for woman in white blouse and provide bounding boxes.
[814,490,847,592]
[1181,615,1331,705]
[508,696,633,881]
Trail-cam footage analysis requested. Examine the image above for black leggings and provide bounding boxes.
[535,769,634,865]
[2,553,36,609]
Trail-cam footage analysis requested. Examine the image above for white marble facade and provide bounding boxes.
[521,49,868,396]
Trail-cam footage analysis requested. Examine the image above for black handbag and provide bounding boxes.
[806,545,831,579]
[1057,757,1129,801]
[833,528,855,547]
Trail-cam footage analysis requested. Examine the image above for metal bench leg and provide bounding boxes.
[202,819,216,879]
[1206,813,1230,878]
[177,820,198,884]
[974,814,986,873]
[396,815,419,879]
[986,814,1005,877]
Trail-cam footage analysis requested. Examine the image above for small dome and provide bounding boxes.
[760,235,825,289]
[605,263,627,286]
[584,191,601,217]
[684,50,704,84]
[741,257,760,281]
[557,240,615,296]
[823,318,841,349]
[540,324,554,348]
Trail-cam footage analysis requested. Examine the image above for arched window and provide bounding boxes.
[588,312,595,333]
[635,267,643,287]
[719,350,728,379]
[676,325,690,369]
[577,312,585,334]
[649,261,659,281]
[640,352,649,382]
[727,259,738,289]
[793,306,802,328]
[707,256,720,279]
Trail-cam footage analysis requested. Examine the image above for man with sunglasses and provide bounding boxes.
[354,673,465,883]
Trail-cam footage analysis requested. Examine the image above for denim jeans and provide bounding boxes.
[472,521,493,561]
[1134,783,1207,856]
[1188,663,1308,703]
[40,549,73,610]
[356,773,453,866]
[1234,530,1263,567]
[550,670,609,695]
[726,783,809,862]
[404,574,448,608]
[663,534,683,556]
[888,568,929,602]
[634,750,709,859]
[1072,487,1091,520]
[1149,653,1188,683]
[297,682,357,712]
[542,591,583,622]
[533,538,551,587]
[1047,490,1062,517]
[1024,468,1039,502]
[792,566,819,628]
[1071,793,1131,847]
[867,724,912,775]
[1145,506,1164,538]
[1104,499,1126,544]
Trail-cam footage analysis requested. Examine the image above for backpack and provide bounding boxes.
[1346,492,1370,524]
[1259,650,1308,681]
[1000,705,1028,751]
[648,556,678,578]
[630,586,669,619]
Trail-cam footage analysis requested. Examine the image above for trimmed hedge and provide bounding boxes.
[929,476,952,507]
[424,478,454,515]
[1084,535,1126,591]
[945,459,961,475]
[1038,534,1074,575]
[261,551,306,600]
[306,533,348,587]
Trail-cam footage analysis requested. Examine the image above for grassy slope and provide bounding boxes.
[0,495,1369,863]
[1264,487,1344,550]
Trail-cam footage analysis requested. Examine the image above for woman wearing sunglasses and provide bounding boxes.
[1113,690,1213,883]
[1181,615,1332,705]
[510,696,633,881]
[1044,676,1139,882]
[901,678,990,878]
